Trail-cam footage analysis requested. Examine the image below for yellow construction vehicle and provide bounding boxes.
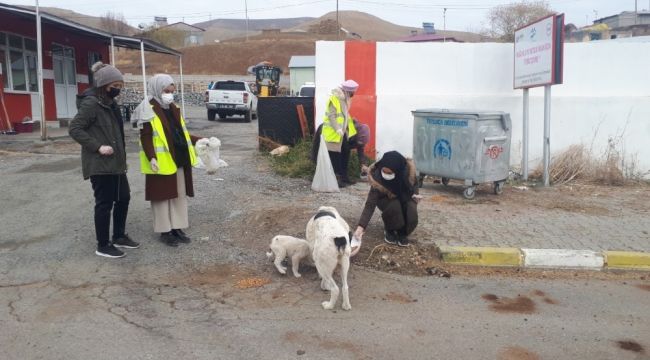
[248,61,282,97]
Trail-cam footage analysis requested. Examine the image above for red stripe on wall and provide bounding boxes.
[345,41,377,160]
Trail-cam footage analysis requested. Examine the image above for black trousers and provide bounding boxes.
[90,174,130,247]
[379,198,418,236]
[328,135,351,179]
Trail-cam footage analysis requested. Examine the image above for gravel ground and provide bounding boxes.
[1,106,649,360]
[1,105,649,279]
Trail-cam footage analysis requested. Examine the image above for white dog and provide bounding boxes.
[306,206,352,310]
[266,235,311,278]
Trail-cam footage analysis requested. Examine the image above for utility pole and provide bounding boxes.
[36,0,46,140]
[336,0,340,40]
[245,0,249,42]
[443,8,447,31]
[443,7,447,43]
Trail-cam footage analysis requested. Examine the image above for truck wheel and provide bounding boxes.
[244,110,252,123]
[207,110,216,121]
[441,177,450,186]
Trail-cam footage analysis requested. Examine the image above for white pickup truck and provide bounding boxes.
[205,80,257,122]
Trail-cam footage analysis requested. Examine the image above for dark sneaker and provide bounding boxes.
[160,232,179,247]
[172,229,191,243]
[384,230,398,245]
[96,244,125,258]
[397,235,410,247]
[113,234,140,249]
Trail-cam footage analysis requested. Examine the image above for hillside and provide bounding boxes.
[293,11,483,42]
[195,17,314,43]
[30,7,486,75]
[17,5,137,35]
[114,38,315,75]
[292,11,417,40]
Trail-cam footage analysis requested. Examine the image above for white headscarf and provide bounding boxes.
[131,74,175,128]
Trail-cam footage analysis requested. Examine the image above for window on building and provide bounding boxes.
[0,32,39,92]
[0,49,7,89]
[10,50,26,91]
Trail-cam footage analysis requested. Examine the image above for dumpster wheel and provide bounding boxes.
[463,186,476,200]
[441,177,450,186]
[494,181,504,195]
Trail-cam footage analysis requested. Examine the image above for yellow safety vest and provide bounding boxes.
[139,112,197,175]
[322,94,357,143]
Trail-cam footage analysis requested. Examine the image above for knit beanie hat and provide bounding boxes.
[341,79,359,92]
[92,62,123,87]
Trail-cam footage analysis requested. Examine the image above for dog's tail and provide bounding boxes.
[334,236,348,253]
[266,249,274,260]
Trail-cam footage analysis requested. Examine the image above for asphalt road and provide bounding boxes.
[0,107,648,360]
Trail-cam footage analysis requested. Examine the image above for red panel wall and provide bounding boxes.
[345,41,377,159]
[0,9,109,123]
[0,87,31,125]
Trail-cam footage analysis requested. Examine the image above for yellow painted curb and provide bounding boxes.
[605,251,650,270]
[439,246,522,266]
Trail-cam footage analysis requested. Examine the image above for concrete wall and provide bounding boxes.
[315,40,650,177]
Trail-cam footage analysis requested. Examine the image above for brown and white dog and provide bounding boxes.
[306,206,352,310]
[266,235,311,278]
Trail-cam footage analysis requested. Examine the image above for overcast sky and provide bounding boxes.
[7,0,646,31]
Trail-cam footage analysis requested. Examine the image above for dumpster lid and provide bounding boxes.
[412,108,507,118]
[412,108,511,131]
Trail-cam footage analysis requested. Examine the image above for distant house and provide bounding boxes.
[288,55,315,95]
[569,11,650,42]
[158,22,205,47]
[396,33,463,43]
[396,22,463,43]
[594,11,650,28]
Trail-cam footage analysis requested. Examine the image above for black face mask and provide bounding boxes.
[107,87,121,98]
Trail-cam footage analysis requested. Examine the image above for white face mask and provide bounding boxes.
[161,93,174,105]
[381,171,395,181]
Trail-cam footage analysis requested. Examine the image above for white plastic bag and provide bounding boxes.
[311,135,339,192]
[195,137,228,174]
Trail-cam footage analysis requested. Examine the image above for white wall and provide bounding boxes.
[315,41,345,126]
[315,41,650,177]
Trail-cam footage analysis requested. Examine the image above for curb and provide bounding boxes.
[438,246,650,271]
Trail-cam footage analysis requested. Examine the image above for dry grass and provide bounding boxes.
[531,138,646,186]
[530,144,592,184]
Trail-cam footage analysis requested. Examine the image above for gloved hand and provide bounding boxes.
[353,226,364,240]
[412,194,423,203]
[336,128,344,137]
[150,158,159,172]
[98,145,114,156]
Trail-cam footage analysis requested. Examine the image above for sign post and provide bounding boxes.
[514,13,564,185]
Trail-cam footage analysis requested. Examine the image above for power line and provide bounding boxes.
[344,0,491,9]
[28,0,331,21]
